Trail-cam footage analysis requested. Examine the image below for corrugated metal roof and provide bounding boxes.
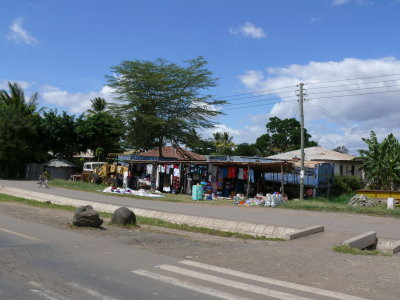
[267,146,356,161]
[46,158,77,168]
[138,146,206,161]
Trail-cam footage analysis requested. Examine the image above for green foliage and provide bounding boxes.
[265,117,317,155]
[331,175,364,196]
[76,112,125,156]
[359,131,400,191]
[212,132,235,155]
[41,110,85,158]
[333,145,349,154]
[86,97,108,115]
[0,82,47,178]
[333,245,390,256]
[184,129,216,155]
[107,57,226,155]
[234,143,258,156]
[254,133,271,156]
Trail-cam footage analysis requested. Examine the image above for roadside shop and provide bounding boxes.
[124,159,294,199]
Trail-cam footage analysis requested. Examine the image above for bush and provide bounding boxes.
[332,175,364,196]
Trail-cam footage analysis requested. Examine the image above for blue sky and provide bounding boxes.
[1,0,400,153]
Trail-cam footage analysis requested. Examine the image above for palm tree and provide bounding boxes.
[212,132,235,155]
[86,97,108,115]
[0,82,40,114]
[0,82,45,178]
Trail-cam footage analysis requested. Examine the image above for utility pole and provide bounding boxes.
[299,83,305,201]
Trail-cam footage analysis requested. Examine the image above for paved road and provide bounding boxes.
[0,211,369,300]
[1,180,400,239]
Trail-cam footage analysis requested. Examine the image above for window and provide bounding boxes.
[340,165,343,175]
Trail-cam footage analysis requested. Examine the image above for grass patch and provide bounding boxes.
[333,245,391,256]
[134,216,285,241]
[49,179,232,205]
[0,193,278,241]
[280,195,400,218]
[0,193,77,212]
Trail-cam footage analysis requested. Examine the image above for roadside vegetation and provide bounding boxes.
[333,245,391,256]
[0,193,278,240]
[280,195,400,218]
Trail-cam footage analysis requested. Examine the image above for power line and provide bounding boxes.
[305,73,400,86]
[307,88,400,101]
[220,95,297,107]
[215,85,296,100]
[222,89,297,102]
[306,83,400,96]
[307,100,353,130]
[223,99,298,111]
[305,78,400,91]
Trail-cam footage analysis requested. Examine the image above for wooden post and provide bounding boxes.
[280,164,285,195]
[246,166,250,197]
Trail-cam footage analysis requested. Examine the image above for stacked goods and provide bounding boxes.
[348,194,379,207]
[192,184,204,200]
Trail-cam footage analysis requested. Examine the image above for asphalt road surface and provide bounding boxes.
[0,211,373,300]
[1,180,400,239]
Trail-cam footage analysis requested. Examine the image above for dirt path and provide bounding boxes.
[1,201,399,300]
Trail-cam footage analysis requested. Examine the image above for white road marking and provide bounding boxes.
[157,264,310,300]
[29,282,71,300]
[30,289,59,300]
[67,282,118,300]
[180,260,369,300]
[0,227,39,241]
[132,269,250,300]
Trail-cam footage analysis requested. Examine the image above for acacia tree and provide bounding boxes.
[359,131,400,191]
[107,57,226,156]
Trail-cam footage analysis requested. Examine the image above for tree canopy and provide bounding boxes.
[107,56,226,156]
[264,117,317,155]
[0,82,47,178]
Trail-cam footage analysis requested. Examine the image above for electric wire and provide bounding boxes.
[306,88,400,101]
[306,83,400,96]
[305,78,400,91]
[307,100,354,130]
[223,99,298,111]
[220,95,297,107]
[215,85,296,99]
[305,73,400,86]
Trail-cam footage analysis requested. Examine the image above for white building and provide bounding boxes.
[267,147,363,178]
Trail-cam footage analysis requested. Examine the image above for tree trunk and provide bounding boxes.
[158,138,163,158]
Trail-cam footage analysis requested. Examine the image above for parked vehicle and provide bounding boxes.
[83,161,128,187]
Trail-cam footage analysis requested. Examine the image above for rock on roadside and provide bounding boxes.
[72,205,103,227]
[111,207,136,226]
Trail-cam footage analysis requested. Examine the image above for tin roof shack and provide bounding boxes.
[46,159,78,180]
[124,157,293,198]
[268,146,362,178]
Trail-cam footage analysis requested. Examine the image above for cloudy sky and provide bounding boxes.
[1,0,400,154]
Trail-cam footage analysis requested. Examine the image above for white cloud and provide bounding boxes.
[332,0,371,5]
[310,17,322,23]
[238,57,400,152]
[7,17,38,46]
[41,85,114,114]
[332,0,351,5]
[0,80,32,90]
[229,22,266,39]
[202,123,264,145]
